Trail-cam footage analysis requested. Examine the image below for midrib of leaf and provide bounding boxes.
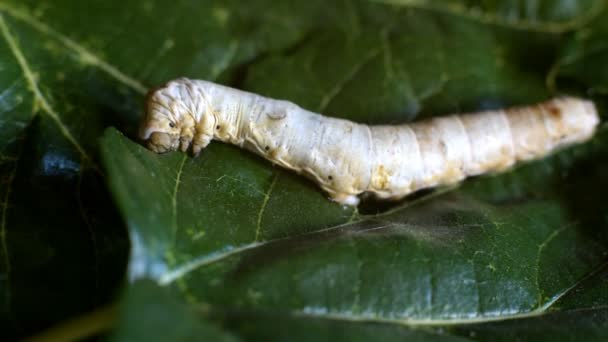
[536,258,608,312]
[0,14,90,162]
[0,3,147,95]
[281,303,608,327]
[156,184,458,285]
[371,0,606,33]
[194,261,608,328]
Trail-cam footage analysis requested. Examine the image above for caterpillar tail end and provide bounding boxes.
[561,97,601,142]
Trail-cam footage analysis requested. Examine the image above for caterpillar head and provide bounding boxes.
[140,78,202,153]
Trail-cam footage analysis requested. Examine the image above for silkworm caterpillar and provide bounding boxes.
[140,78,599,206]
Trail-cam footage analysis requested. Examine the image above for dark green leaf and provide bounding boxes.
[0,2,134,338]
[551,4,608,99]
[371,0,602,33]
[111,280,237,342]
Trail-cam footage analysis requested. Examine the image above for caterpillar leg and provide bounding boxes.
[330,193,360,206]
[192,135,212,156]
[179,135,192,152]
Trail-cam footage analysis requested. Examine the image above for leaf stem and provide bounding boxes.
[23,304,118,342]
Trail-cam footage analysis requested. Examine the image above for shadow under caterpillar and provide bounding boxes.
[140,78,599,206]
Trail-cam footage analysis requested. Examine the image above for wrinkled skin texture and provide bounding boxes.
[147,132,179,153]
[140,78,600,206]
[140,78,212,155]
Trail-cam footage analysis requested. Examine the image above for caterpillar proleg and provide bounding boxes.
[140,78,600,206]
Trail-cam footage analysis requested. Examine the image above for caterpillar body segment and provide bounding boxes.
[141,78,600,206]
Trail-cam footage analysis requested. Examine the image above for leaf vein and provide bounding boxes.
[254,172,279,242]
[317,47,381,112]
[534,222,577,307]
[171,155,188,245]
[288,304,608,327]
[0,3,147,95]
[0,14,92,162]
[370,0,605,34]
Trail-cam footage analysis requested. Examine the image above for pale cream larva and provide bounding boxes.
[140,78,600,206]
